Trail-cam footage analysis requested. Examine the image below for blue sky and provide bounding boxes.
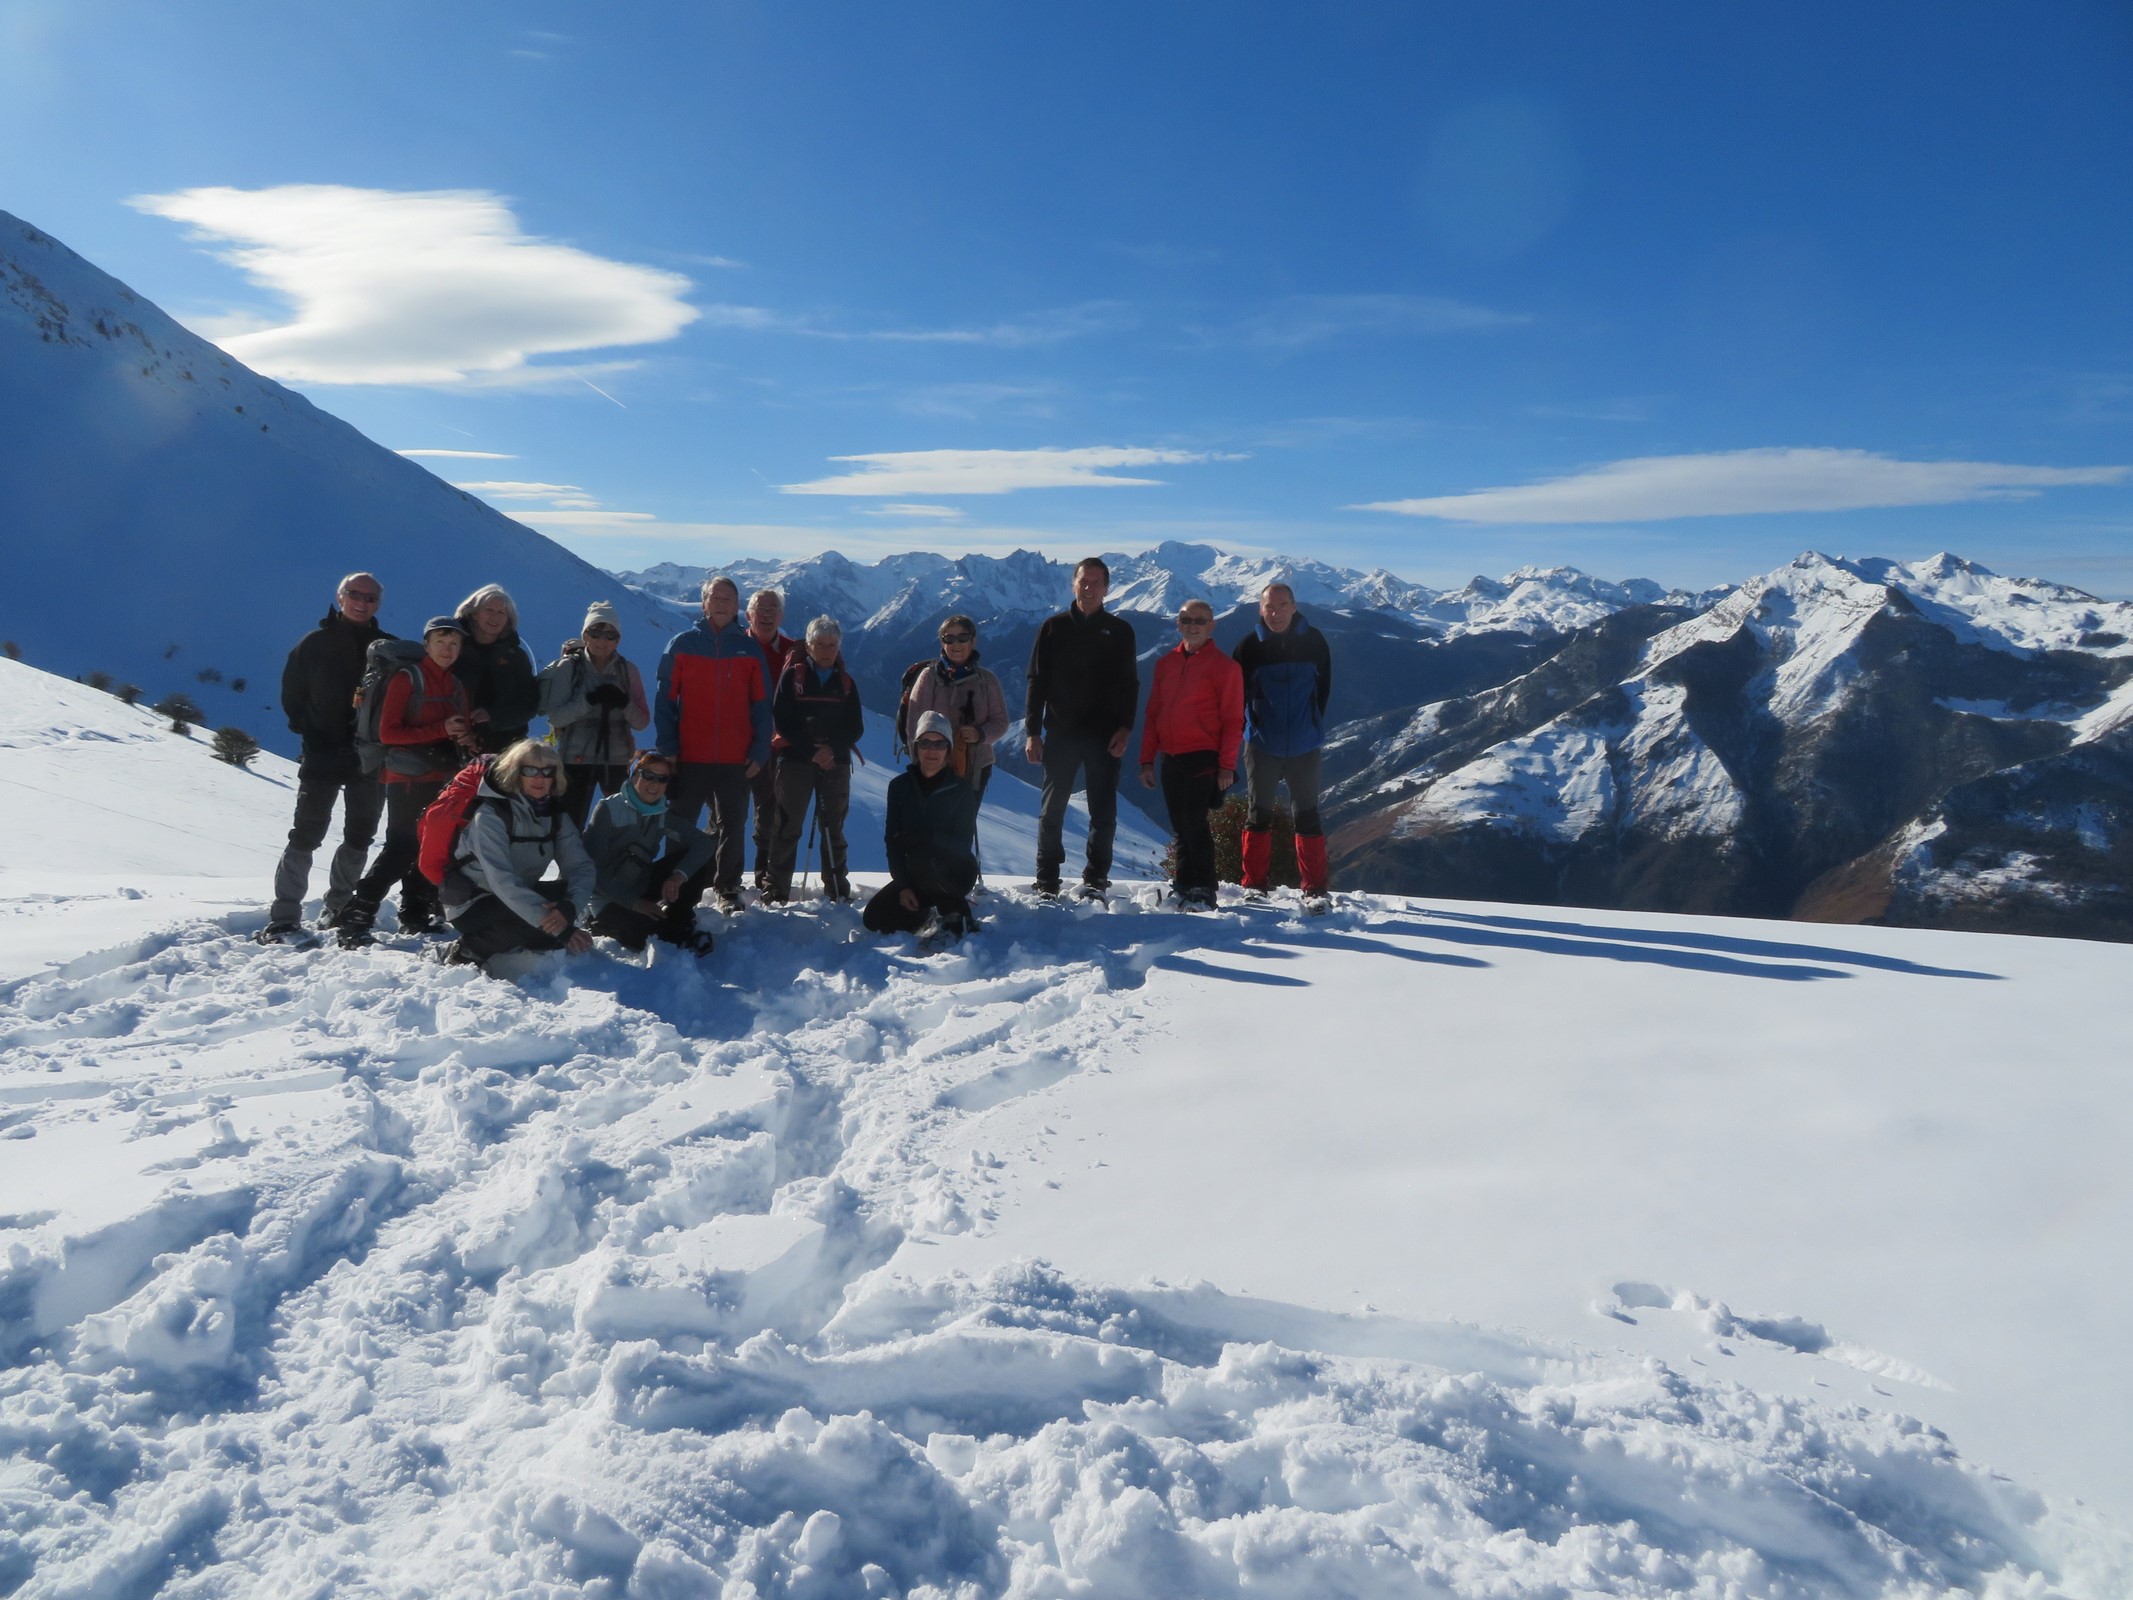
[4,0,2131,593]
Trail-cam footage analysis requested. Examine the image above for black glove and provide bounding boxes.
[586,683,629,708]
[560,637,585,660]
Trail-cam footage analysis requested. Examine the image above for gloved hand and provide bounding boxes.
[586,682,629,708]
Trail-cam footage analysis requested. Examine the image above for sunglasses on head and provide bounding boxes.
[939,632,974,645]
[584,625,619,639]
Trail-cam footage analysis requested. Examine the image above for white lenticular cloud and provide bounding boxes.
[128,185,700,386]
[1357,447,2130,523]
[782,446,1225,496]
[865,503,967,518]
[451,480,589,500]
[398,449,517,460]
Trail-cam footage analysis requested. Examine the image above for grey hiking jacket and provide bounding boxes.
[582,791,717,914]
[538,653,650,767]
[446,778,597,926]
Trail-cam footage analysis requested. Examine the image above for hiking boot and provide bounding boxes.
[398,903,443,936]
[1180,888,1217,913]
[1076,881,1110,902]
[675,927,717,957]
[332,900,377,948]
[252,921,304,946]
[1031,878,1062,899]
[823,873,852,903]
[713,888,745,916]
[440,940,483,968]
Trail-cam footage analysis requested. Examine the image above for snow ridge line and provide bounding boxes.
[1,900,2124,1595]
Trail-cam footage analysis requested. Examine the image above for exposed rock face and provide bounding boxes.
[1329,554,2133,938]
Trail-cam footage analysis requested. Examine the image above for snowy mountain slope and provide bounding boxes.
[1331,552,2133,934]
[0,212,678,757]
[5,660,2133,1595]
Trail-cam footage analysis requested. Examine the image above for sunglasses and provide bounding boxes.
[634,769,672,784]
[1177,614,1213,626]
[343,589,382,604]
[521,765,559,779]
[584,625,620,639]
[914,737,952,751]
[939,632,974,645]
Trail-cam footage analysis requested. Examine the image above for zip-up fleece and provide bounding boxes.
[1138,641,1245,770]
[1025,606,1139,740]
[582,791,716,914]
[540,653,650,766]
[771,655,865,765]
[1232,612,1332,757]
[654,618,772,766]
[446,778,597,925]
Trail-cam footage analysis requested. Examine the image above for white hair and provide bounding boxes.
[805,615,841,644]
[701,574,740,603]
[456,584,519,630]
[337,571,381,599]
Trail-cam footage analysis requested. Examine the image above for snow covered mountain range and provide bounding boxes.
[0,211,676,755]
[1325,552,2133,938]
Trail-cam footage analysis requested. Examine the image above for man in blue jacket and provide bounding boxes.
[1230,582,1333,900]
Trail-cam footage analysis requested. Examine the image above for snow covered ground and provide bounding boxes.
[4,660,2130,1597]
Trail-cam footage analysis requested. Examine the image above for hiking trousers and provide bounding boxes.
[765,759,851,897]
[351,778,445,917]
[269,772,383,925]
[561,763,629,829]
[1036,732,1121,888]
[1160,750,1224,897]
[588,859,718,950]
[862,883,972,935]
[1244,746,1323,834]
[451,893,573,963]
[673,761,753,893]
[750,759,780,881]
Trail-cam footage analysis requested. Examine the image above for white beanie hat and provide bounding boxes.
[911,710,954,745]
[583,600,621,632]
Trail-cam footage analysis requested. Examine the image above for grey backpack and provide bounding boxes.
[351,638,432,775]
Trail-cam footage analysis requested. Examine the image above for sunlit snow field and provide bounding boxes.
[3,659,2129,1597]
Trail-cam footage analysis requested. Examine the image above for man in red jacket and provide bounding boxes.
[1138,599,1244,910]
[655,576,772,911]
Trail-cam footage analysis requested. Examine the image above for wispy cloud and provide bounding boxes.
[455,480,644,518]
[399,448,518,460]
[781,446,1233,497]
[891,381,1063,421]
[129,185,699,386]
[508,509,657,525]
[1357,447,2131,524]
[452,480,586,500]
[1203,292,1527,351]
[862,503,967,519]
[812,301,1134,348]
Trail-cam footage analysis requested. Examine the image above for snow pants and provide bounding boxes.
[587,859,718,950]
[862,882,973,936]
[750,759,781,884]
[270,771,383,925]
[450,893,573,963]
[672,761,752,894]
[1244,746,1322,834]
[1036,732,1121,889]
[561,763,629,829]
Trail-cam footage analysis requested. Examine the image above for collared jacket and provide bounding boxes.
[1232,612,1332,757]
[904,654,1009,773]
[282,608,392,777]
[1139,641,1245,771]
[884,765,980,900]
[655,618,773,767]
[751,630,797,691]
[772,654,865,766]
[1025,606,1138,741]
[444,775,597,925]
[582,791,717,915]
[539,652,650,767]
[378,656,471,785]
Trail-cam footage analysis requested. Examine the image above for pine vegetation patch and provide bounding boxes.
[154,692,204,734]
[211,726,261,767]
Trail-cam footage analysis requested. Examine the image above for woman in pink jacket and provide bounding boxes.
[1137,599,1244,909]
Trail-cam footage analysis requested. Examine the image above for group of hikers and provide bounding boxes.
[259,557,1333,970]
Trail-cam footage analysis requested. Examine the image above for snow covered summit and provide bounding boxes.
[0,211,676,756]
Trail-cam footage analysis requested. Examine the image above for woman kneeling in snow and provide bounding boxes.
[864,710,981,940]
[442,739,599,967]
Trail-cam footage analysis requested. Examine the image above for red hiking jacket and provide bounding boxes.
[1139,642,1244,771]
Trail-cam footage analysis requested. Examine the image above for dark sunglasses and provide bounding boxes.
[343,589,382,604]
[634,769,672,784]
[1177,614,1212,626]
[939,632,975,645]
[914,736,952,750]
[583,625,620,639]
[520,765,559,778]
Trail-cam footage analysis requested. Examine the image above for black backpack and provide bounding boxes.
[351,638,431,775]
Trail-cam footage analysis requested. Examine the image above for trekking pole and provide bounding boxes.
[799,792,819,895]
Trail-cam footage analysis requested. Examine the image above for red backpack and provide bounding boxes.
[416,757,495,885]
